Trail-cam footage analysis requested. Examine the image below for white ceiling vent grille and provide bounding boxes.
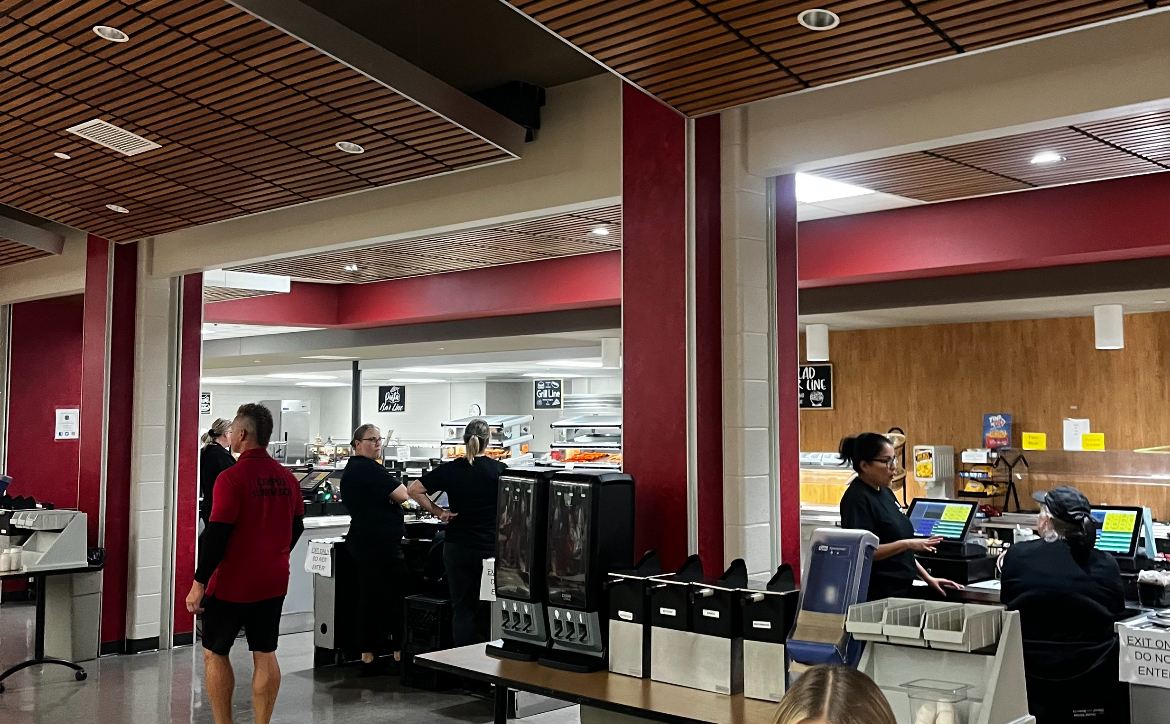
[65,119,161,157]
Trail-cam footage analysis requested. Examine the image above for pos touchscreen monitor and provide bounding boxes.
[1090,506,1143,557]
[905,498,978,541]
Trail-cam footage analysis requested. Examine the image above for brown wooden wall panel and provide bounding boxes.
[800,313,1170,502]
[0,238,51,267]
[0,0,514,243]
[508,0,1162,115]
[234,205,622,283]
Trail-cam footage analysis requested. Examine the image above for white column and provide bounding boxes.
[720,107,778,576]
[126,247,181,646]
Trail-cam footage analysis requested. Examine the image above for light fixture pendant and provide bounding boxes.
[1093,304,1124,350]
[93,26,129,43]
[797,8,840,31]
[806,324,830,361]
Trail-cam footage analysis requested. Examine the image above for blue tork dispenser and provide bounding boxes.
[786,528,878,678]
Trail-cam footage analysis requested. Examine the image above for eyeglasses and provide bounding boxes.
[359,437,382,444]
[869,457,898,469]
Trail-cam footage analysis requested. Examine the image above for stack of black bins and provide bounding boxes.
[401,594,456,690]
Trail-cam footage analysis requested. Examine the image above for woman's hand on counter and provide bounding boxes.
[926,575,963,596]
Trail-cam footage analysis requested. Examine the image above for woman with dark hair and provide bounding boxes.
[340,423,411,674]
[199,419,235,524]
[1001,486,1127,723]
[407,419,506,645]
[837,433,961,601]
[773,664,896,724]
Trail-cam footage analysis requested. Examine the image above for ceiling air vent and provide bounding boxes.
[65,119,161,157]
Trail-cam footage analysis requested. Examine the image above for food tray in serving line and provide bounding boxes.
[845,599,889,642]
[880,599,957,647]
[923,604,1003,653]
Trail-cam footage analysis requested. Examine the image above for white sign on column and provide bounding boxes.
[55,408,80,440]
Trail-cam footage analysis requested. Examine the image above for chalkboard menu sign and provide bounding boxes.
[534,379,563,409]
[798,364,832,410]
[378,385,406,413]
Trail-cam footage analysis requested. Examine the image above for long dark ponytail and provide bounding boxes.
[838,433,892,474]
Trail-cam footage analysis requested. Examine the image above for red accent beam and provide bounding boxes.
[775,177,802,580]
[173,274,203,638]
[622,84,689,572]
[204,251,622,329]
[79,236,109,545]
[799,173,1170,287]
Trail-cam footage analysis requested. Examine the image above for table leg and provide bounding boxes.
[0,573,87,693]
[494,684,509,724]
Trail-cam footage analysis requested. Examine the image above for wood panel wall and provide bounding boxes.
[800,313,1170,507]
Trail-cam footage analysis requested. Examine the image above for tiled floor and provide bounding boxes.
[0,602,581,724]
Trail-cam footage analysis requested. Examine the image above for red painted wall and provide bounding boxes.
[694,114,724,573]
[205,251,623,329]
[173,274,203,638]
[622,84,689,572]
[5,295,85,507]
[799,173,1170,287]
[775,177,802,579]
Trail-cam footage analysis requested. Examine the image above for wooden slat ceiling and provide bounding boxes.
[233,205,622,284]
[0,0,516,243]
[813,110,1170,203]
[506,0,1168,116]
[0,237,51,268]
[202,286,279,303]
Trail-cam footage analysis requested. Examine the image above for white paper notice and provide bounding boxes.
[1119,626,1170,689]
[305,540,332,577]
[54,408,80,440]
[1063,418,1091,451]
[480,557,496,601]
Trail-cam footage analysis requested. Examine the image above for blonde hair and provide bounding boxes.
[463,419,490,462]
[774,665,896,724]
[201,418,230,447]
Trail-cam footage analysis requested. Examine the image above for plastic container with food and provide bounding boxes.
[903,679,971,724]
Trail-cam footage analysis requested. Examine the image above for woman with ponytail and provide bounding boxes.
[408,418,505,645]
[199,419,235,523]
[1001,486,1127,722]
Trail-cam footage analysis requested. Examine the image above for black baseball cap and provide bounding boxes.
[1032,486,1092,524]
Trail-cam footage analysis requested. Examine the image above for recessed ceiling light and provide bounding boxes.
[343,263,359,272]
[797,8,840,31]
[523,372,582,378]
[106,204,129,214]
[335,141,364,154]
[267,373,336,380]
[93,25,130,43]
[364,377,445,384]
[301,355,358,360]
[794,173,874,204]
[200,377,245,384]
[399,366,489,374]
[53,152,71,160]
[591,227,610,236]
[296,381,350,387]
[1030,151,1065,165]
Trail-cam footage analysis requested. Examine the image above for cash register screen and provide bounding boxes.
[1091,507,1141,556]
[906,499,978,540]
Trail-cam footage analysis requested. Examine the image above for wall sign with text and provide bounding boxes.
[199,391,212,416]
[378,385,406,413]
[798,364,833,409]
[534,379,563,409]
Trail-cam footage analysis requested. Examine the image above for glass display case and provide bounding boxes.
[304,441,352,468]
[548,415,622,468]
[441,415,533,465]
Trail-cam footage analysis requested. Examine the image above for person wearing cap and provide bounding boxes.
[1000,486,1127,723]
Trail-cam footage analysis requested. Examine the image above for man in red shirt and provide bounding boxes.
[186,403,304,724]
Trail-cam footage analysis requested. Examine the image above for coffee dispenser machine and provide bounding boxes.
[540,470,635,673]
[487,467,558,661]
[606,550,662,678]
[741,564,799,702]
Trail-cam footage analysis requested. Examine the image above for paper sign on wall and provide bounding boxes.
[1119,626,1170,690]
[1063,418,1091,451]
[54,408,80,440]
[1082,433,1106,451]
[199,391,212,415]
[305,540,333,577]
[1022,432,1047,450]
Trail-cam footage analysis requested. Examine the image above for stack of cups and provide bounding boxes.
[0,548,19,573]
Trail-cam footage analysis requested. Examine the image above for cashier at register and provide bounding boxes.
[838,433,961,600]
[1000,486,1127,723]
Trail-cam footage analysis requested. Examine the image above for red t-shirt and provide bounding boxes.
[207,448,304,603]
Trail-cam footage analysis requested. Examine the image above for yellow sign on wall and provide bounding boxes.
[1022,432,1047,450]
[1082,433,1106,451]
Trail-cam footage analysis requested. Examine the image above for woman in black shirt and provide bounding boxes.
[838,433,960,601]
[408,419,506,645]
[199,419,235,524]
[341,424,410,674]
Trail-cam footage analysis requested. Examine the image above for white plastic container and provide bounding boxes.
[924,604,1003,652]
[883,599,930,646]
[903,679,971,724]
[846,600,889,642]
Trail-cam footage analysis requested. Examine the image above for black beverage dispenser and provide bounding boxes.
[486,467,558,661]
[540,470,635,673]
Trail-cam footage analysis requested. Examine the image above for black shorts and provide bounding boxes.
[201,596,284,656]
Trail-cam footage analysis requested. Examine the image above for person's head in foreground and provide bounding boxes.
[774,665,896,724]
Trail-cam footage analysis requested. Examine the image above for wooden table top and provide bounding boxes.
[415,644,782,724]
